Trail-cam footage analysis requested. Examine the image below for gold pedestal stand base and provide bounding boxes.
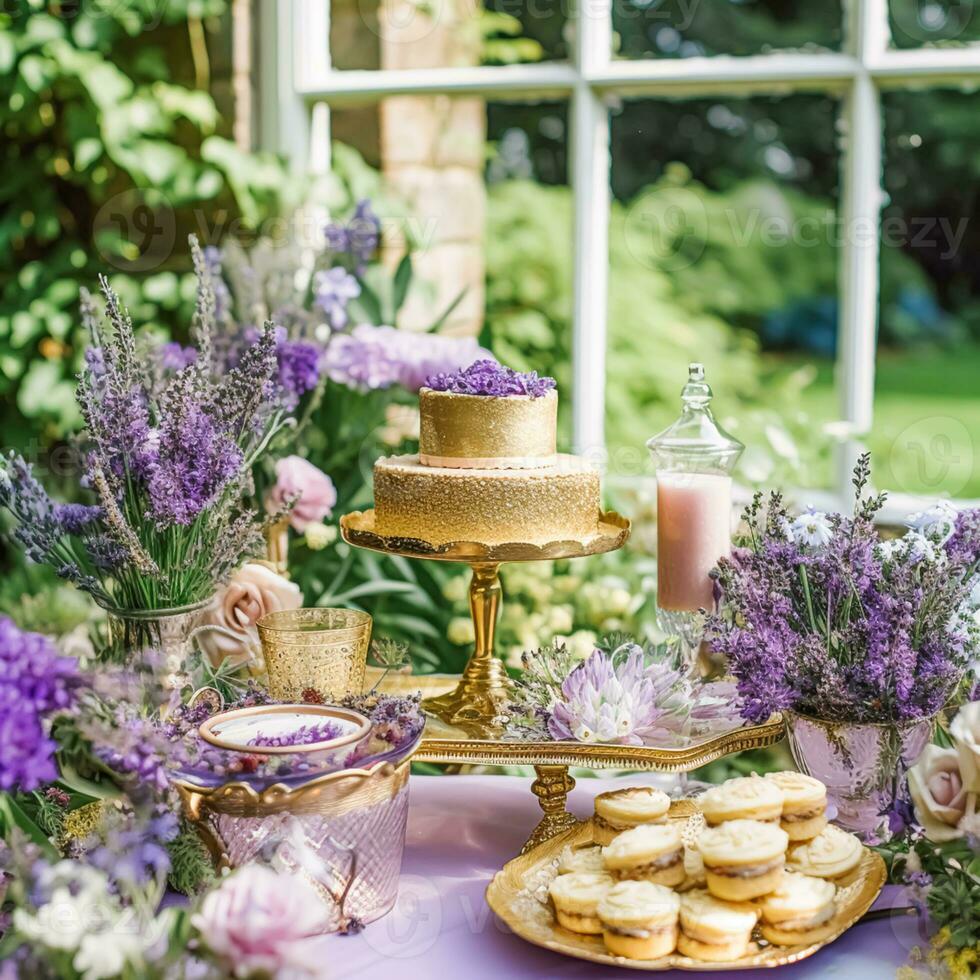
[526,765,578,852]
[341,509,631,739]
[422,562,514,733]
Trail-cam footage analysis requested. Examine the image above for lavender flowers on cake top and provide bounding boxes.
[426,359,557,398]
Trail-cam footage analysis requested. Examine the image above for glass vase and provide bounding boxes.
[783,709,936,841]
[105,597,214,691]
[176,758,412,931]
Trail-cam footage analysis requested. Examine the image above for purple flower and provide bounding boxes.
[158,342,198,372]
[52,503,102,535]
[548,648,688,746]
[276,338,322,409]
[249,720,342,748]
[707,462,979,725]
[426,359,556,398]
[314,266,361,330]
[0,618,84,792]
[203,245,232,322]
[84,809,177,890]
[145,400,243,527]
[325,199,381,273]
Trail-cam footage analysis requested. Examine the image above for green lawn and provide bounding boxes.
[765,345,980,499]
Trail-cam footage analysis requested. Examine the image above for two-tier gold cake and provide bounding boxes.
[372,363,602,546]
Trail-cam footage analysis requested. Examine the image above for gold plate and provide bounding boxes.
[340,508,631,563]
[486,808,887,972]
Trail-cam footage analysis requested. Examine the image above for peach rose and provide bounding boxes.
[950,700,980,794]
[908,744,968,842]
[198,562,302,666]
[266,456,337,532]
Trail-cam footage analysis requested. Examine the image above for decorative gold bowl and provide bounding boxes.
[486,805,887,972]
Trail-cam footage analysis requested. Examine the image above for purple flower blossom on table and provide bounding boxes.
[323,324,490,394]
[314,266,361,330]
[548,648,688,745]
[426,359,557,398]
[706,456,980,726]
[0,618,84,792]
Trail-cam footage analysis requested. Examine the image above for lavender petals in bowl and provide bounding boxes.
[199,704,372,755]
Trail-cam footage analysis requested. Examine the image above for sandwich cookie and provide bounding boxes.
[548,871,615,935]
[765,771,829,841]
[786,825,863,886]
[677,889,760,962]
[697,819,789,901]
[597,880,681,960]
[601,823,686,888]
[557,844,606,876]
[593,786,671,845]
[699,775,784,827]
[757,871,838,946]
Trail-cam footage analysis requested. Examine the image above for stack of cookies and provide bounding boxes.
[546,773,865,964]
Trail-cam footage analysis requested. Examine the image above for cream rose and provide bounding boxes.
[198,562,302,666]
[950,700,980,794]
[908,744,968,842]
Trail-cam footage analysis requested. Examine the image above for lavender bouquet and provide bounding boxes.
[0,237,289,617]
[504,635,743,747]
[707,455,980,726]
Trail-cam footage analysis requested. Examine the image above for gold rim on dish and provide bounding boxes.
[486,806,887,972]
[339,508,631,563]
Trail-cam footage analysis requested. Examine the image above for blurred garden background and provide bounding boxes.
[2,0,979,678]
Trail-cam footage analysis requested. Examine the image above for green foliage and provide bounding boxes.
[167,821,216,896]
[484,175,837,489]
[0,1,289,452]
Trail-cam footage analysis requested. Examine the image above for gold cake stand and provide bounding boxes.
[343,509,784,851]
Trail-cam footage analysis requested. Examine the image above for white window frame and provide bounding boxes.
[259,0,980,517]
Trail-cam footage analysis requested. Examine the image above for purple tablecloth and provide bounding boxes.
[321,773,925,978]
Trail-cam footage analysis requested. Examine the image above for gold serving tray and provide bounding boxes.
[370,667,784,851]
[369,669,784,771]
[486,805,887,972]
[340,508,631,562]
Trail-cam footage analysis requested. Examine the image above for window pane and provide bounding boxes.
[874,90,980,500]
[606,95,840,490]
[888,0,980,48]
[330,0,567,71]
[613,0,843,60]
[328,96,572,434]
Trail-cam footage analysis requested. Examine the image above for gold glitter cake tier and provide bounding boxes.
[372,453,601,546]
[418,389,557,469]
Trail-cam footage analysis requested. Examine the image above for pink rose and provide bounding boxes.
[198,563,301,665]
[192,864,327,978]
[266,456,337,532]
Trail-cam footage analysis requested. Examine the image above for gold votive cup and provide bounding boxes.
[257,608,371,701]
